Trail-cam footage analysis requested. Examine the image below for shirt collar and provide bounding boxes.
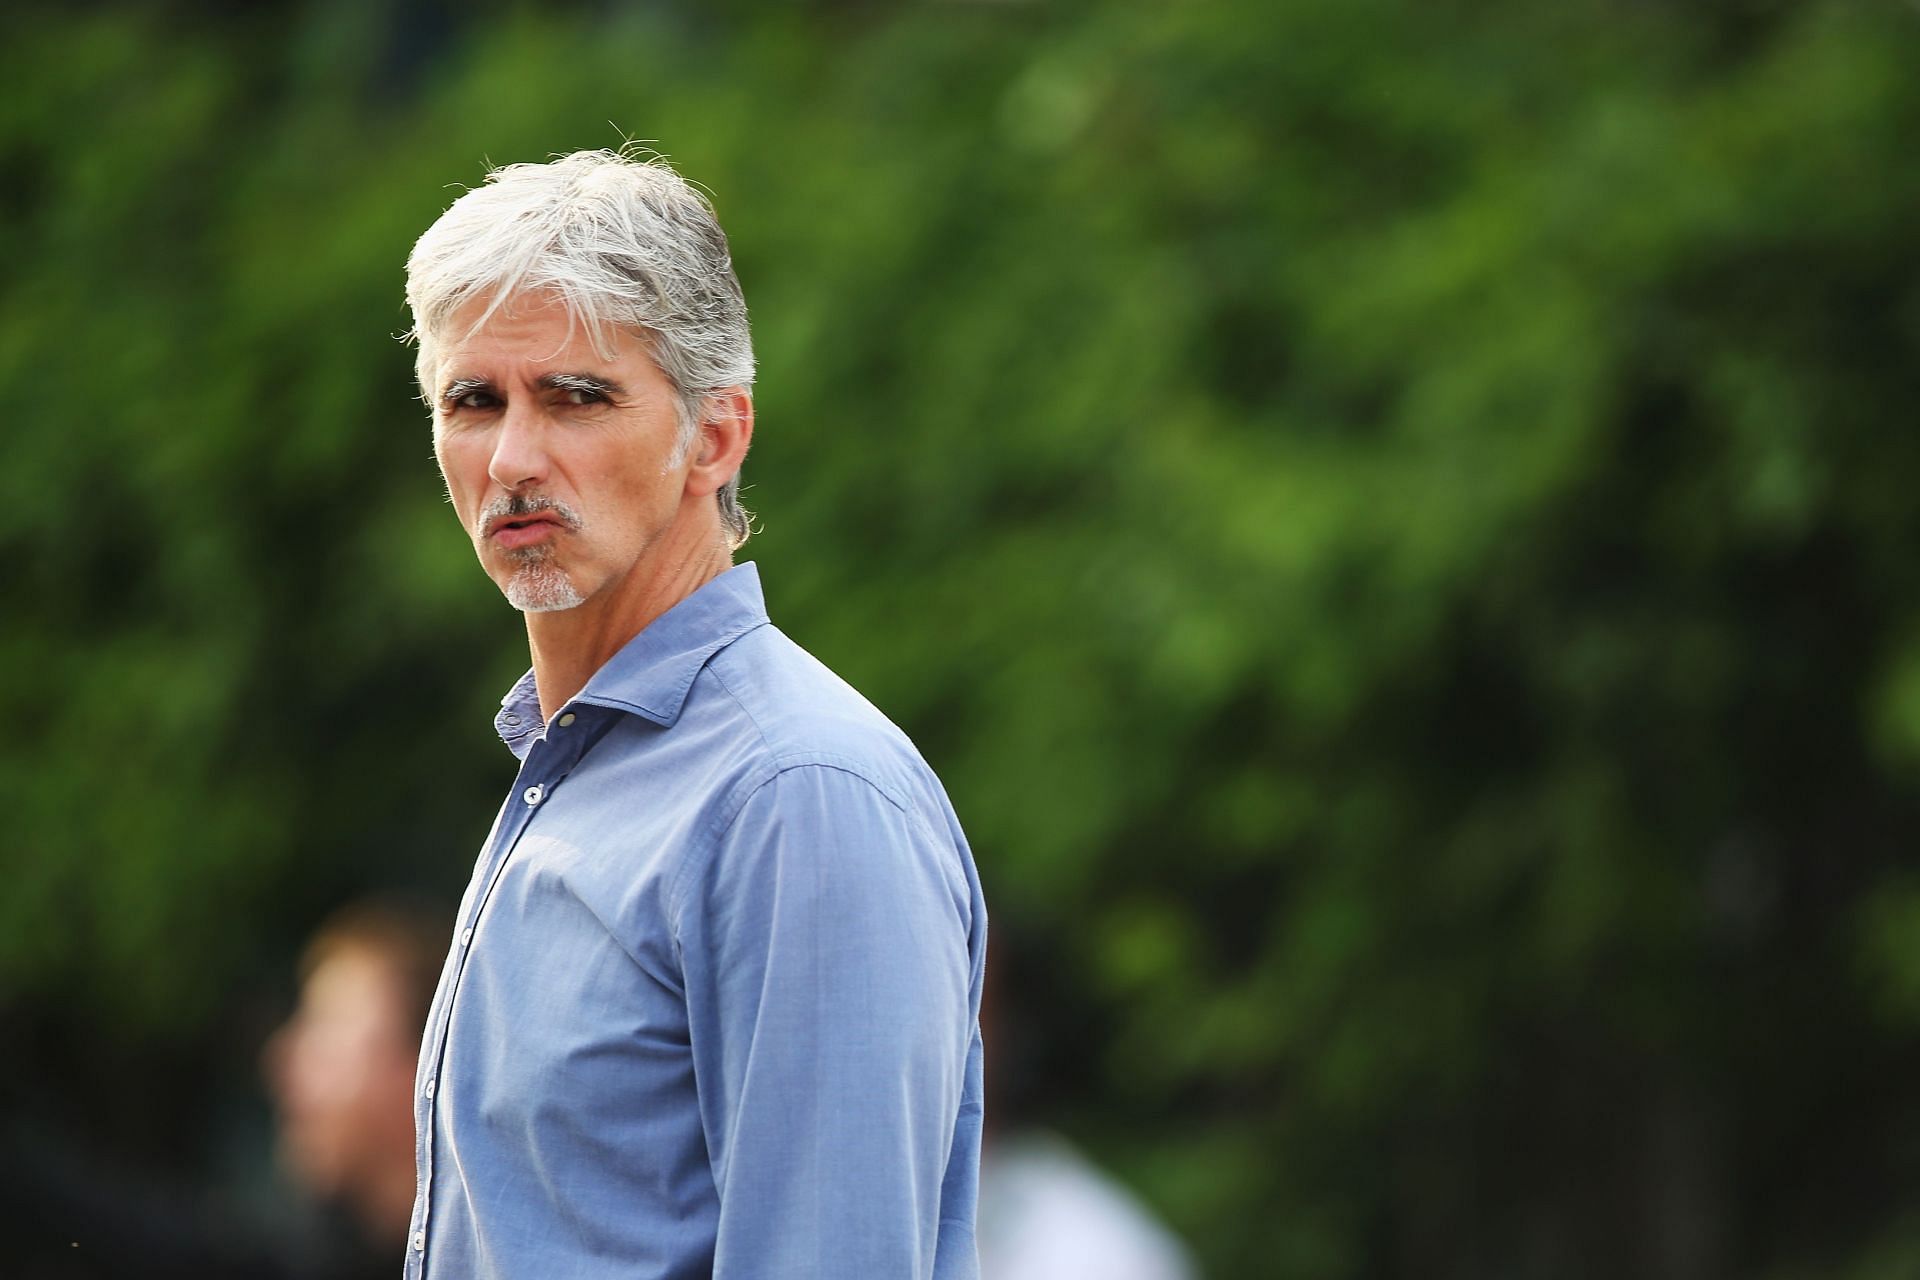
[493,562,771,755]
[494,669,545,759]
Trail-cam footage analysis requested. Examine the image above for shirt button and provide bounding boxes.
[523,784,544,805]
[460,927,473,947]
[412,1230,425,1252]
[502,713,521,726]
[424,1078,436,1100]
[557,712,576,727]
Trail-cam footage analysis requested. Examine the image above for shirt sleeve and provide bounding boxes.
[674,762,979,1280]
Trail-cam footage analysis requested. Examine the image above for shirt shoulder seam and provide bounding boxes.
[663,652,927,941]
[665,753,918,943]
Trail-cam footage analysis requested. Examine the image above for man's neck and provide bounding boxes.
[523,537,734,723]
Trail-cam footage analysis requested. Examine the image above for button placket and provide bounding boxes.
[415,718,589,1273]
[415,793,537,1278]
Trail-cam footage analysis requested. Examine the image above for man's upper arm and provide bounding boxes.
[674,761,976,1279]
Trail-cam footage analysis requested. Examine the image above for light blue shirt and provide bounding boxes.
[406,563,987,1279]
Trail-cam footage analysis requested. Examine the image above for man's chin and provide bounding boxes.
[501,566,587,613]
[276,1134,348,1201]
[515,595,586,614]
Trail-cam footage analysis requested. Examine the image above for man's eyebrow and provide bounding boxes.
[538,372,626,397]
[438,376,494,406]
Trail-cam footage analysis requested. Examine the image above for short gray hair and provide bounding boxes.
[405,149,755,547]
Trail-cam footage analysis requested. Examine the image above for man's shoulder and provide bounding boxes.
[666,625,973,922]
[693,622,932,806]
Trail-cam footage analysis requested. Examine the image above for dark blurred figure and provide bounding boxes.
[262,898,447,1273]
[2,898,445,1280]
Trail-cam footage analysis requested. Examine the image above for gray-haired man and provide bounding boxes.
[401,150,987,1279]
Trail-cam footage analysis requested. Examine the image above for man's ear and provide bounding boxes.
[684,387,754,499]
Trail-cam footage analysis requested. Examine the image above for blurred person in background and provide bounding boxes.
[976,938,1198,1280]
[1,898,447,1279]
[399,148,987,1279]
[978,1133,1199,1280]
[263,898,449,1279]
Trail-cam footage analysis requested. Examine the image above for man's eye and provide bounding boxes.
[563,387,607,406]
[447,389,500,411]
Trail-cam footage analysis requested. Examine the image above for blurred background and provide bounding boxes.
[4,0,1920,1276]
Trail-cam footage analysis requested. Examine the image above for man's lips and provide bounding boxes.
[487,513,564,549]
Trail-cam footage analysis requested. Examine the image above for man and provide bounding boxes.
[399,150,987,1280]
[4,900,448,1280]
[264,899,448,1275]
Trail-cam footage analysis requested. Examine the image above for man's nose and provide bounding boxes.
[487,401,553,491]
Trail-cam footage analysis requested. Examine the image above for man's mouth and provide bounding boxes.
[487,512,564,549]
[478,494,583,553]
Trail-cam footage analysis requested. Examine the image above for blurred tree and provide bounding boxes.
[3,1,1920,1276]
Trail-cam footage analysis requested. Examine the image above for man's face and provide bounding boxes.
[263,946,416,1201]
[429,292,696,614]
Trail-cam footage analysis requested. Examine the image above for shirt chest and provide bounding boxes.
[441,757,704,1099]
[421,765,727,1245]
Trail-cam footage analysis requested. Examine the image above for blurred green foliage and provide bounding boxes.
[5,1,1920,1276]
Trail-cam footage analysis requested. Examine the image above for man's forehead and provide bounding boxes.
[434,294,650,381]
[447,286,571,331]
